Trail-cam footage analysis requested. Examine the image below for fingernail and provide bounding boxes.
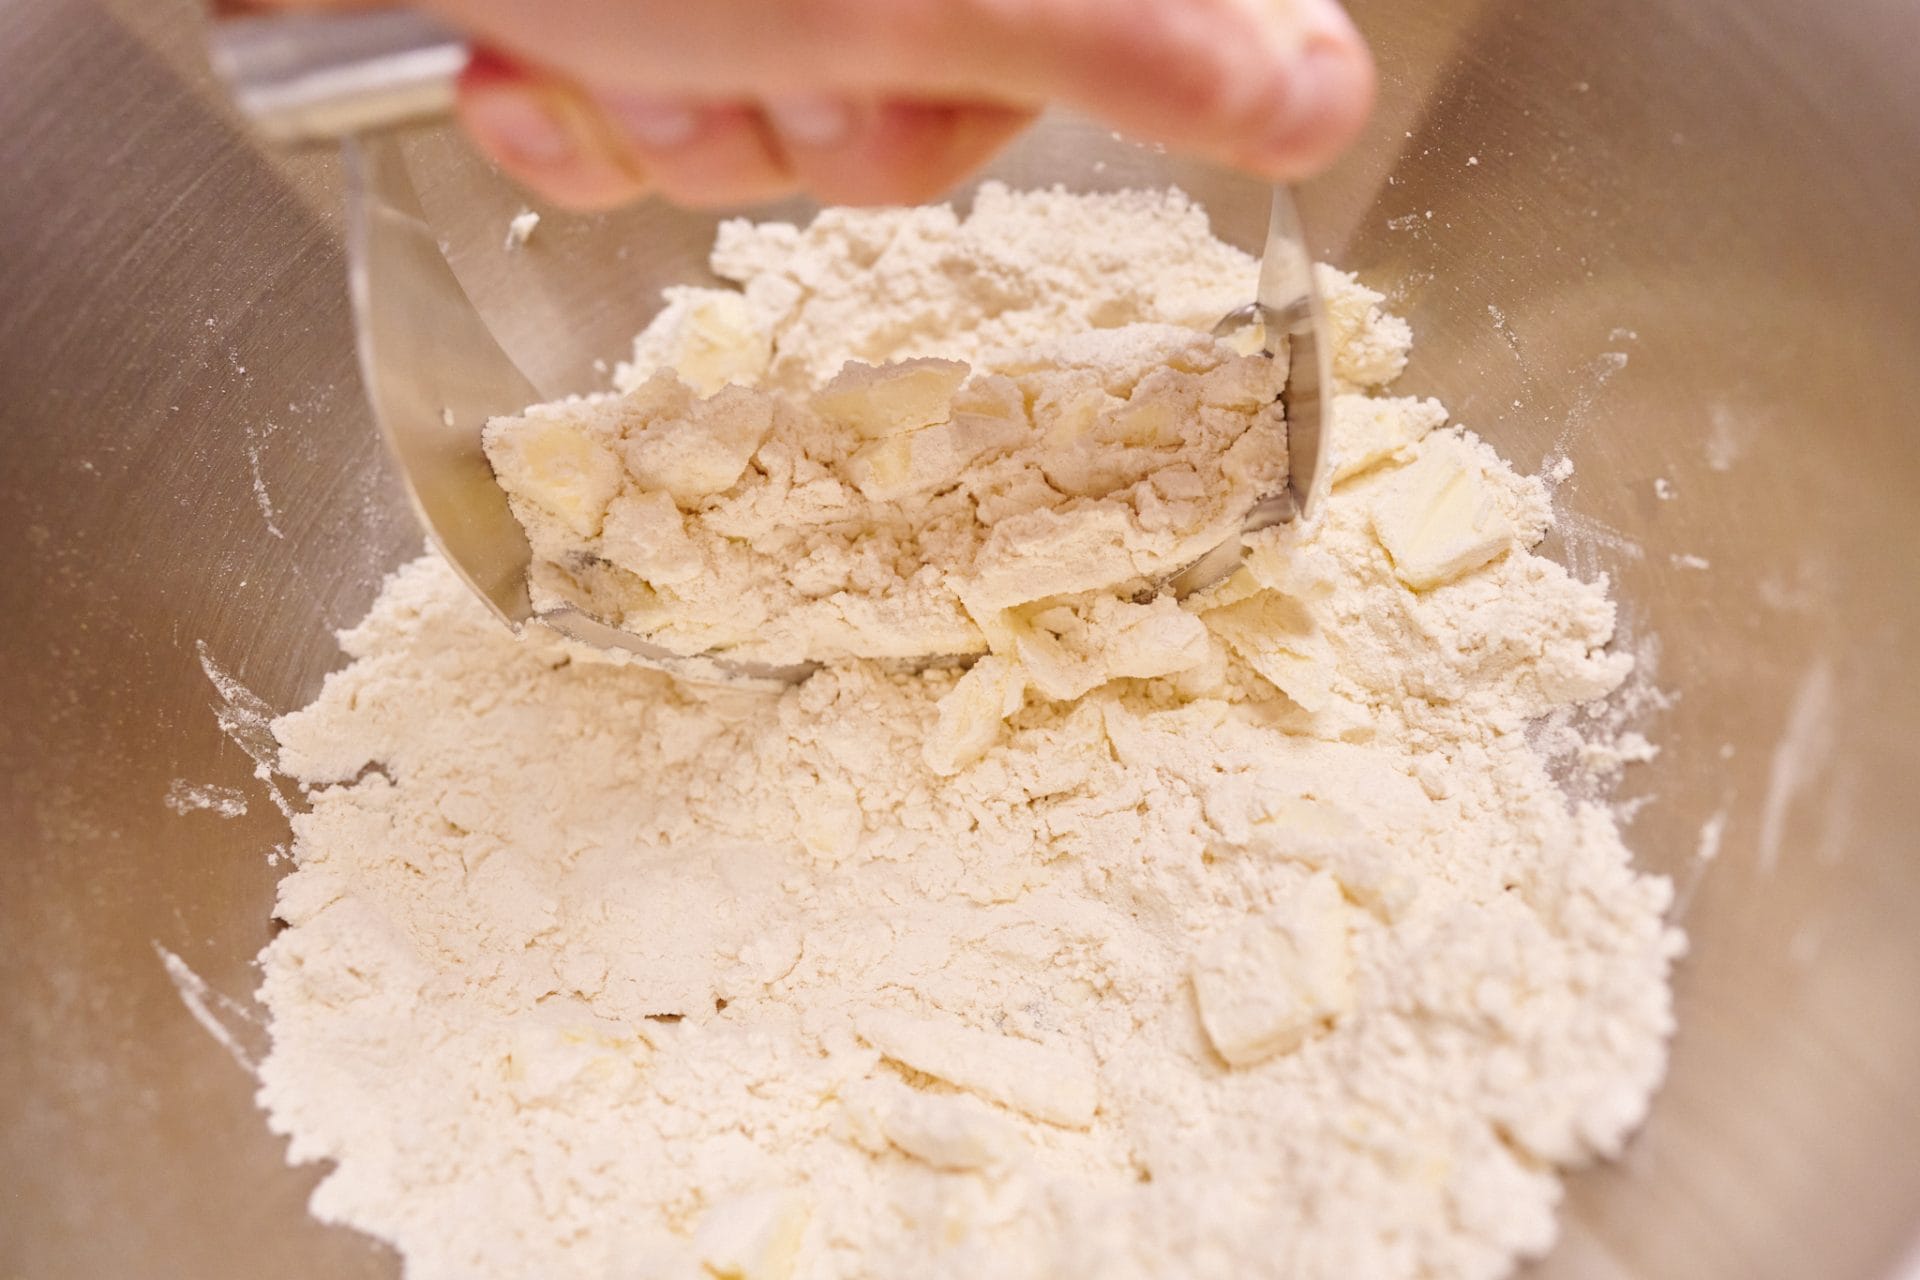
[766,95,856,148]
[464,85,575,166]
[599,93,701,149]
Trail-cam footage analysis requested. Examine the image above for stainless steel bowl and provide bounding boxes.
[3,0,1917,1276]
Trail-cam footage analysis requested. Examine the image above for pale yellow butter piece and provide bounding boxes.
[1101,395,1181,446]
[949,372,1025,421]
[1189,564,1266,612]
[621,386,774,503]
[1203,591,1335,712]
[1329,393,1448,483]
[856,1008,1098,1128]
[665,292,772,396]
[693,1189,809,1280]
[1198,350,1283,409]
[844,411,1028,503]
[811,357,969,439]
[486,417,624,538]
[1100,597,1212,678]
[599,490,703,586]
[1220,322,1267,357]
[922,655,1025,776]
[501,1019,644,1104]
[843,433,913,497]
[964,503,1137,612]
[1006,612,1090,703]
[1371,438,1518,588]
[1014,595,1210,702]
[1041,387,1118,447]
[840,1077,1019,1171]
[1242,795,1415,919]
[1191,872,1354,1068]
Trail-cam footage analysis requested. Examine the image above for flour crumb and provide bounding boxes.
[244,424,284,539]
[504,208,540,249]
[157,943,260,1073]
[164,779,249,818]
[1697,809,1729,863]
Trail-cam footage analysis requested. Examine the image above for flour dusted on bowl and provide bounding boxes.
[255,185,1680,1280]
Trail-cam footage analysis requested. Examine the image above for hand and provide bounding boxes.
[269,0,1374,209]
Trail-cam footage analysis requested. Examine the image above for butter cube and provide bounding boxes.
[621,386,774,503]
[1099,395,1182,446]
[1198,351,1283,410]
[950,373,1026,422]
[1203,590,1334,711]
[485,416,624,538]
[1243,796,1414,919]
[599,490,703,586]
[1015,595,1208,701]
[666,291,772,396]
[1099,596,1211,679]
[693,1189,808,1280]
[1371,438,1517,588]
[922,656,1025,776]
[812,358,969,439]
[1192,873,1353,1067]
[844,433,913,497]
[1009,611,1098,703]
[856,1008,1098,1128]
[1042,387,1119,447]
[845,411,1029,503]
[840,1077,1019,1171]
[1329,394,1447,483]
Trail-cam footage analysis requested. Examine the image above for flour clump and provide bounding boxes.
[254,185,1680,1280]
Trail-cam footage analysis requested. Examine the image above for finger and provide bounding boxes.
[1229,11,1376,180]
[419,0,1373,179]
[456,56,650,210]
[591,98,799,207]
[918,0,1374,182]
[766,98,1035,207]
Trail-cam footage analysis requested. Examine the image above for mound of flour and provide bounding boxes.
[255,186,1679,1280]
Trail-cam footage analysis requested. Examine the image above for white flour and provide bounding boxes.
[255,187,1679,1280]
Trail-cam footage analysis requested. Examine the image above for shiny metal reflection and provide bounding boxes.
[342,133,537,627]
[208,8,467,143]
[1258,187,1329,524]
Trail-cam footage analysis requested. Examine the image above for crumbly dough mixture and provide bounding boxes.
[256,186,1679,1280]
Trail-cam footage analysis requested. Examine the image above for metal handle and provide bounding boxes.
[209,8,468,143]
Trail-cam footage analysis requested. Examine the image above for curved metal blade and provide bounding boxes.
[210,8,467,144]
[1183,187,1330,598]
[344,135,812,686]
[344,133,541,626]
[1256,186,1332,524]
